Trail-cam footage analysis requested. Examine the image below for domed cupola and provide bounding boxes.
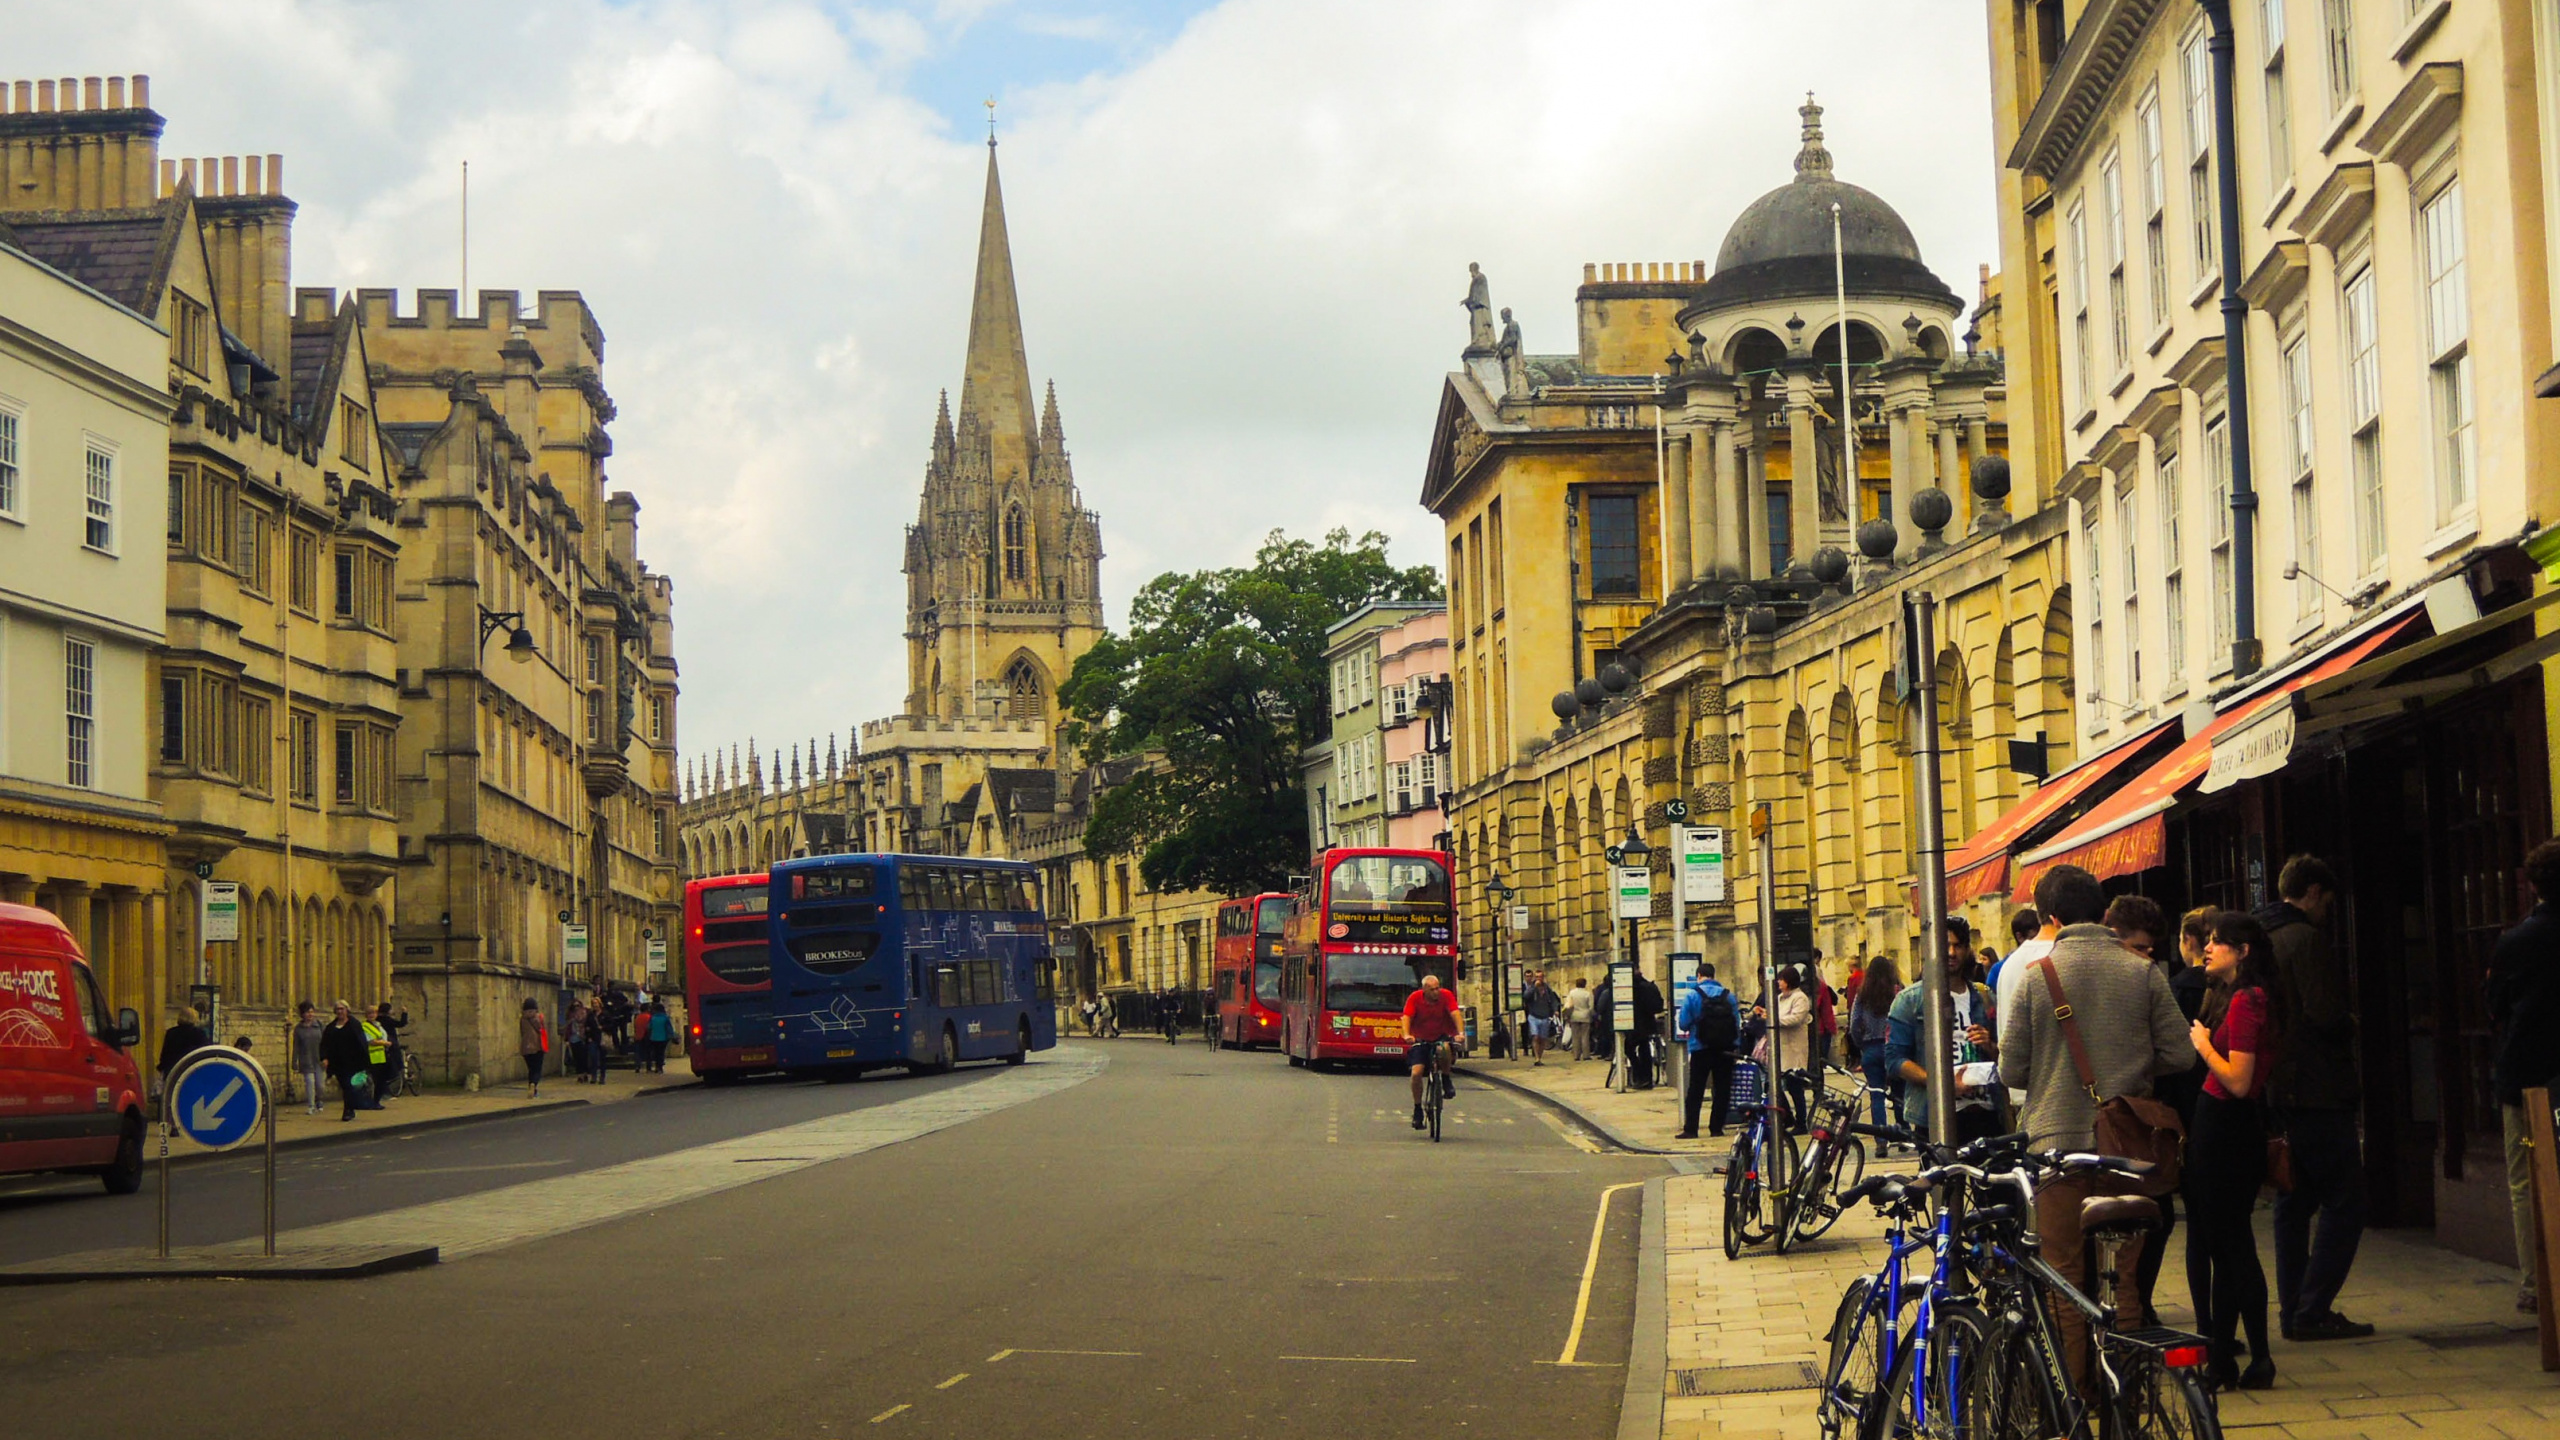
[1695,96,1958,313]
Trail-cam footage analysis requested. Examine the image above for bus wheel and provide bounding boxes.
[1004,1020,1030,1065]
[934,1026,958,1074]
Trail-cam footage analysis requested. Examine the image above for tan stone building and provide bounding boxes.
[2,75,404,1051]
[1987,0,2560,1257]
[1427,102,2048,1027]
[679,140,1220,1021]
[0,186,175,1018]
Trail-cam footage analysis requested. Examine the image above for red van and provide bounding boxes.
[0,901,146,1193]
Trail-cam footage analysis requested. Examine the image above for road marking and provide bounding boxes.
[1557,1181,1644,1366]
[935,1373,968,1389]
[1325,1090,1339,1144]
[376,1159,576,1178]
[868,1404,909,1423]
[1278,1354,1416,1364]
[1006,1347,1143,1357]
[272,1049,1108,1260]
[985,1349,1015,1363]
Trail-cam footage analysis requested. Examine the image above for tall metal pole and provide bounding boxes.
[2202,1,2261,678]
[1906,593,1956,1147]
[1755,808,1779,1121]
[1669,826,1686,1104]
[1609,906,1628,1094]
[262,1087,277,1256]
[156,1114,171,1260]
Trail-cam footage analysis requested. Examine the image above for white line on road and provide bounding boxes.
[272,1049,1108,1260]
[1277,1355,1416,1364]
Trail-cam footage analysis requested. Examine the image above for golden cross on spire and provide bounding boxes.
[985,96,997,147]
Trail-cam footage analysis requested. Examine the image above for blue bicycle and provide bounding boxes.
[1721,1060,1800,1260]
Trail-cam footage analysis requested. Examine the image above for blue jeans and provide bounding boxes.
[1859,1049,1896,1132]
[2273,1106,2367,1326]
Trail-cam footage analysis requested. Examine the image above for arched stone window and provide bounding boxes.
[1004,658,1043,721]
[1003,504,1028,582]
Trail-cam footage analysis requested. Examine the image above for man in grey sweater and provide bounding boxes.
[1998,865,2195,1385]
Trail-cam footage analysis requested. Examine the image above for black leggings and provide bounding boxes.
[2186,1092,2271,1359]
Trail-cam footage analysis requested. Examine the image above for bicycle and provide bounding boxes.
[1820,1163,1955,1440]
[1779,1069,1895,1254]
[1417,1038,1452,1141]
[1878,1144,2220,1440]
[399,1048,424,1098]
[1721,1060,1800,1259]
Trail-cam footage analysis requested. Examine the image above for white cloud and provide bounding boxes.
[4,0,1997,766]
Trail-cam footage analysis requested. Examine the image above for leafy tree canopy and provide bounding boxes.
[1059,527,1442,896]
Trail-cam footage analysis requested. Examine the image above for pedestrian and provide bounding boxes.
[291,1001,327,1115]
[565,996,592,1083]
[320,1000,370,1121]
[2259,854,2373,1341]
[1888,919,2002,1145]
[2106,892,2187,1325]
[519,997,550,1099]
[1995,865,2194,1389]
[1675,963,1740,1138]
[155,1004,210,1105]
[1755,966,1815,1129]
[1564,975,1595,1061]
[604,990,634,1057]
[1991,906,2058,1015]
[646,1002,675,1072]
[373,1001,410,1099]
[353,1005,390,1108]
[1632,968,1666,1089]
[1847,954,1903,1139]
[1591,971,1618,1074]
[1812,956,1839,1075]
[2487,837,2560,1316]
[2186,909,2283,1392]
[583,1001,609,1082]
[1522,969,1560,1065]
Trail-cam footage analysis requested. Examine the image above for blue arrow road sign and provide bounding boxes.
[170,1048,265,1151]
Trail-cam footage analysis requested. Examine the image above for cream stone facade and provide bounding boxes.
[0,217,175,1018]
[678,139,1222,1021]
[1427,103,2047,1027]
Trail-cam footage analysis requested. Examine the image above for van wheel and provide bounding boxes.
[100,1114,143,1195]
[1004,1020,1030,1065]
[934,1026,958,1074]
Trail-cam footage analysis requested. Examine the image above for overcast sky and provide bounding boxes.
[13,0,1999,775]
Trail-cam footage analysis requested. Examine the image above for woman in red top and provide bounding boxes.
[2185,910,2285,1392]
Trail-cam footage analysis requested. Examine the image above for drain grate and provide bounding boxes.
[1668,1360,1823,1397]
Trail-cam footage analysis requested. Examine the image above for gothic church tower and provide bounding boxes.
[903,136,1106,729]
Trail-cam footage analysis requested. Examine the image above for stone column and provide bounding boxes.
[1686,426,1716,581]
[56,883,93,966]
[1746,424,1773,580]
[1784,371,1819,575]
[1936,412,1961,527]
[0,873,34,906]
[1887,404,1915,558]
[1661,431,1694,592]
[1966,416,1990,501]
[1712,420,1744,580]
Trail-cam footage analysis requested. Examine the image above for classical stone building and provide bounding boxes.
[0,196,176,1020]
[1427,101,2053,1029]
[1,75,405,1052]
[1986,0,2560,1259]
[678,139,1221,1015]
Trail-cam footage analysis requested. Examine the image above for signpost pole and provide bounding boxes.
[263,1078,278,1257]
[1609,909,1627,1094]
[1669,823,1687,1103]
[1907,592,1957,1151]
[156,1113,171,1260]
[1754,807,1779,1139]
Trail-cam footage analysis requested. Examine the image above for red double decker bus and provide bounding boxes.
[683,873,774,1084]
[1278,848,1457,1068]
[1210,892,1289,1050]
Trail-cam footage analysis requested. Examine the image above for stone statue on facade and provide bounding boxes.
[1498,307,1528,398]
[1463,262,1496,353]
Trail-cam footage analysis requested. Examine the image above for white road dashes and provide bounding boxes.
[278,1048,1107,1261]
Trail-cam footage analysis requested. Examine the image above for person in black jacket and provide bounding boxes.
[1631,971,1666,1089]
[319,1000,370,1121]
[155,1006,210,1093]
[2259,854,2372,1341]
[2488,838,2560,1314]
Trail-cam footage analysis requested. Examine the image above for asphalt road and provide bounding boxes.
[0,1040,1660,1439]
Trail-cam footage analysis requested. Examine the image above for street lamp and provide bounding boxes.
[1486,873,1516,1059]
[1615,824,1651,1093]
[477,605,537,665]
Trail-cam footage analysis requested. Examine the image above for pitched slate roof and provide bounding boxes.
[289,323,337,428]
[5,213,170,313]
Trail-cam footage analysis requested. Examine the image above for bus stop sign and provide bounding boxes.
[169,1046,266,1151]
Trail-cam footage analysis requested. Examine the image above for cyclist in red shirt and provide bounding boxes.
[1403,973,1461,1129]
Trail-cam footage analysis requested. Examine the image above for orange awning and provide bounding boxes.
[2012,614,2423,900]
[1925,720,2177,912]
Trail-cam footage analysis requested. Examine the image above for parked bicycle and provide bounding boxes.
[1778,1068,1899,1254]
[1721,1059,1799,1260]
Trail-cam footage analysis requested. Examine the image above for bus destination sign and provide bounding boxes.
[1325,906,1453,945]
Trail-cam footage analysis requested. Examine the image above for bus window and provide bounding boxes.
[1320,952,1437,1013]
[917,868,949,913]
[1325,854,1449,905]
[1254,950,1282,1006]
[965,870,998,912]
[1036,958,1055,1001]
[975,960,1000,1005]
[909,954,924,1000]
[896,864,923,907]
[934,966,961,1007]
[1256,897,1289,935]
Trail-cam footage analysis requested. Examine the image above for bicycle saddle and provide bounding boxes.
[2080,1194,2161,1237]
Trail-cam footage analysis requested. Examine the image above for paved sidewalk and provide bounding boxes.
[1460,1047,1722,1158]
[1480,1059,2560,1440]
[167,1060,693,1159]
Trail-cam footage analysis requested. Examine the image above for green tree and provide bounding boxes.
[1060,527,1442,896]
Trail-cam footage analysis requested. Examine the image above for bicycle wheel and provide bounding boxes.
[1793,1134,1866,1245]
[1821,1275,1898,1440]
[1722,1145,1754,1260]
[1881,1304,1995,1440]
[1965,1305,2069,1440]
[1426,1069,1444,1142]
[2107,1346,2221,1440]
[1777,1139,1832,1255]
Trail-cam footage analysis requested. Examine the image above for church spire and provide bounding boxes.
[955,140,1040,486]
[1040,379,1063,446]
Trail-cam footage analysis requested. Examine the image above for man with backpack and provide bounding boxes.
[1675,963,1740,1138]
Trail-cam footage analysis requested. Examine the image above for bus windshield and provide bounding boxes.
[1255,897,1289,934]
[1254,957,1282,1005]
[700,945,769,985]
[1322,953,1443,1014]
[1325,854,1449,905]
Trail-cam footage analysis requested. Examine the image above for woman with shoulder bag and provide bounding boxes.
[2185,910,2285,1393]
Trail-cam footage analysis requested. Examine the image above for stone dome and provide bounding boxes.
[1695,97,1958,313]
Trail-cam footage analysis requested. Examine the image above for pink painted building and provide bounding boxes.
[1374,608,1451,851]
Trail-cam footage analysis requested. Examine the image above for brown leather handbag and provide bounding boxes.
[2036,960,2185,1195]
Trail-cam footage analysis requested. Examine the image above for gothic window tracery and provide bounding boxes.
[1003,504,1028,582]
[1004,658,1043,721]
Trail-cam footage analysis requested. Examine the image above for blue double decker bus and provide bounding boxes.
[766,853,1058,1075]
